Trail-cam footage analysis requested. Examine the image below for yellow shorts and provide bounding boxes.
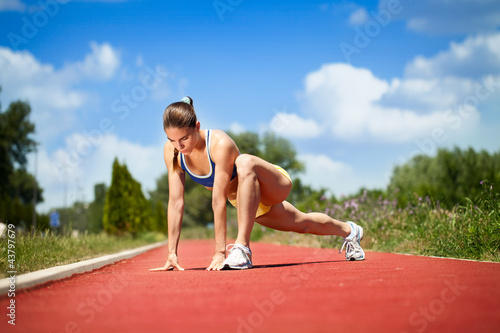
[228,165,292,218]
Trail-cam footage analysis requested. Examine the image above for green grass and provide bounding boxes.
[0,231,166,277]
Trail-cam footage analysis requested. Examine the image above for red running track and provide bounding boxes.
[1,240,499,333]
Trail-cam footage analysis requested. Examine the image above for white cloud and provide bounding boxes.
[405,33,500,78]
[268,112,322,139]
[73,41,121,80]
[300,63,453,142]
[382,77,483,112]
[0,47,86,141]
[34,133,165,212]
[0,42,121,143]
[228,122,246,134]
[379,0,500,35]
[299,31,500,143]
[298,154,358,196]
[0,0,26,12]
[348,7,369,26]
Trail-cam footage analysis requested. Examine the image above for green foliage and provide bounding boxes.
[152,200,167,233]
[228,131,260,156]
[0,99,36,184]
[425,180,500,260]
[149,172,213,228]
[0,91,45,229]
[87,183,107,233]
[0,197,49,231]
[148,173,169,209]
[8,168,43,204]
[260,132,304,176]
[57,201,89,235]
[389,147,500,209]
[103,158,153,235]
[183,177,214,226]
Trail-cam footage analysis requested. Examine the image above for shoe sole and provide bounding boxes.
[223,263,253,270]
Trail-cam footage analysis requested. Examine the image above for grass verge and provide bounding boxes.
[0,231,166,278]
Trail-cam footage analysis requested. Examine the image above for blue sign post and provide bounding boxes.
[49,211,60,228]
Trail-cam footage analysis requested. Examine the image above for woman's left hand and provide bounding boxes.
[206,252,226,271]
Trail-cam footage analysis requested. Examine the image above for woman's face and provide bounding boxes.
[165,125,199,155]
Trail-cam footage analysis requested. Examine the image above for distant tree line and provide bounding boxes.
[389,147,500,209]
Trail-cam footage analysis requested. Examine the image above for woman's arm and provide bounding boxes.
[206,130,240,271]
[150,141,186,271]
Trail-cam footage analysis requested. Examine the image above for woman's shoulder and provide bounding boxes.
[208,129,239,157]
[210,129,231,139]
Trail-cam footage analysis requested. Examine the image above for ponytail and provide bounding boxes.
[172,148,180,173]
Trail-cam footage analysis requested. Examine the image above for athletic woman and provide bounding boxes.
[150,97,365,271]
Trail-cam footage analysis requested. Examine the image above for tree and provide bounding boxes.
[152,200,167,233]
[103,158,153,235]
[260,132,304,176]
[87,183,107,233]
[0,88,44,228]
[228,131,261,157]
[0,98,36,193]
[8,168,43,205]
[389,147,500,208]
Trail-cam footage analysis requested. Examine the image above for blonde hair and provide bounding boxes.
[163,96,197,172]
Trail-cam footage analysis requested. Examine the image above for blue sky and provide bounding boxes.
[1,0,499,213]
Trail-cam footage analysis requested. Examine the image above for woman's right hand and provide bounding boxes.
[149,253,185,271]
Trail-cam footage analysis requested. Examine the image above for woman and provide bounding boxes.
[151,97,365,271]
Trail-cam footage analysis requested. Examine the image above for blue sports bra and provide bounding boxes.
[180,129,238,187]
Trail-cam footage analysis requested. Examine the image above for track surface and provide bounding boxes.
[1,240,499,333]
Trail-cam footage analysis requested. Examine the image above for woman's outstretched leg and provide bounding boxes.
[256,201,349,236]
[257,201,365,261]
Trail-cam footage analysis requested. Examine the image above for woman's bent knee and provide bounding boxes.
[235,154,258,178]
[235,154,256,168]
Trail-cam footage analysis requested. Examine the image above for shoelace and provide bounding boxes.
[226,244,252,260]
[339,237,358,254]
[339,239,349,254]
[226,244,237,253]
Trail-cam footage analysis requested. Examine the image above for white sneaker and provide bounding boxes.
[223,244,253,269]
[340,221,365,261]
